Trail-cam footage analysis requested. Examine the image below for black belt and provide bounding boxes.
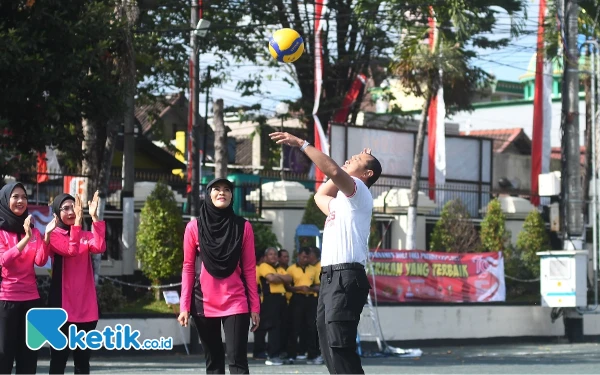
[321,262,364,273]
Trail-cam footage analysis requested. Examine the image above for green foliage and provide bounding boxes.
[136,181,184,299]
[0,0,124,175]
[391,0,526,113]
[301,194,327,231]
[97,281,127,313]
[251,221,281,261]
[369,213,383,250]
[481,198,508,253]
[430,199,481,253]
[516,209,550,276]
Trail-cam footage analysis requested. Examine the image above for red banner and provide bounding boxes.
[367,250,505,303]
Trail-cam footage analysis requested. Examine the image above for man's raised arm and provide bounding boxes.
[269,132,355,197]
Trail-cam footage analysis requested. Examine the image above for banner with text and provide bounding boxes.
[367,250,505,302]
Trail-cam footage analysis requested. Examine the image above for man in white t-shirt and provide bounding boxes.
[269,131,382,374]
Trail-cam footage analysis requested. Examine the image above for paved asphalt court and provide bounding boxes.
[34,342,600,374]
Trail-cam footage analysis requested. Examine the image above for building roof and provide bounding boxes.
[135,93,188,135]
[460,128,531,154]
[551,146,586,165]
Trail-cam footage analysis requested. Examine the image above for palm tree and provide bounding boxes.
[391,0,527,249]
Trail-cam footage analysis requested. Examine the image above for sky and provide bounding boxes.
[197,1,542,119]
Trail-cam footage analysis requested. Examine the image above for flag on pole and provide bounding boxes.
[187,58,194,194]
[37,146,61,184]
[313,0,329,190]
[531,0,552,206]
[332,74,366,123]
[427,9,446,201]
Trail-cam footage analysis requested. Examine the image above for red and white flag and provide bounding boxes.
[312,0,329,190]
[332,74,366,123]
[187,58,195,194]
[427,10,446,201]
[37,146,61,184]
[531,0,552,206]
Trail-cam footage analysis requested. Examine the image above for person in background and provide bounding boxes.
[277,249,292,359]
[0,182,52,374]
[178,177,260,374]
[285,248,322,365]
[47,191,106,374]
[253,254,268,360]
[256,247,291,366]
[308,247,322,357]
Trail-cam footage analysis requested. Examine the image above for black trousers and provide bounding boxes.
[316,265,370,374]
[193,313,250,374]
[252,330,266,357]
[261,294,286,359]
[50,321,98,374]
[287,294,318,360]
[0,299,40,374]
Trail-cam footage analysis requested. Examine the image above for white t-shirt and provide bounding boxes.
[321,177,373,267]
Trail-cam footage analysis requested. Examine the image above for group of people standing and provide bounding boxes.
[0,182,106,374]
[180,130,381,374]
[253,246,323,366]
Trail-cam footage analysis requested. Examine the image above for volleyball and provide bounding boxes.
[268,28,305,63]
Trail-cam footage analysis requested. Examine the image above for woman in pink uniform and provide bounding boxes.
[47,191,106,374]
[0,182,51,374]
[178,177,260,374]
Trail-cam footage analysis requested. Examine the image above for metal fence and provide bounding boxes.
[17,169,491,219]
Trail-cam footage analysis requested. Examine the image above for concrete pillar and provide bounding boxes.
[246,181,312,252]
[373,188,436,249]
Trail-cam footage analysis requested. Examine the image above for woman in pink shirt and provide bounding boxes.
[178,177,260,374]
[46,191,106,374]
[0,182,52,374]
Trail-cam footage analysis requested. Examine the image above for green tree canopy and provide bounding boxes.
[136,181,185,300]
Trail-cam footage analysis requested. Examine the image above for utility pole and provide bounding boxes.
[202,66,211,170]
[562,0,583,249]
[214,99,228,178]
[561,0,585,343]
[122,0,138,276]
[190,0,201,217]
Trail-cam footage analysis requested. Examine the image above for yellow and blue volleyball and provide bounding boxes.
[268,28,305,63]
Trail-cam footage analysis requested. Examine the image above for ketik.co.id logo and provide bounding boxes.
[26,308,173,350]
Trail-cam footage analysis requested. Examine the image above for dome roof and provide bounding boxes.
[518,53,564,82]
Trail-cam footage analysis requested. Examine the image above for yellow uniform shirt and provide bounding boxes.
[287,264,319,295]
[256,265,263,302]
[314,261,321,284]
[258,263,287,295]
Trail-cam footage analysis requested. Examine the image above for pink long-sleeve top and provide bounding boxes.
[0,228,48,301]
[48,222,106,322]
[180,219,260,317]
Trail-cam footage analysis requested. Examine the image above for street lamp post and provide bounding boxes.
[275,102,289,181]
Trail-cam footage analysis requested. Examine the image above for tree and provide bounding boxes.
[481,198,509,253]
[391,0,526,249]
[251,221,281,262]
[516,209,550,276]
[0,0,123,176]
[369,213,383,250]
[136,181,185,300]
[430,199,481,253]
[301,194,327,231]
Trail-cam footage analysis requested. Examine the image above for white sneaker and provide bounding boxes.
[265,358,284,366]
[296,354,307,360]
[306,356,324,365]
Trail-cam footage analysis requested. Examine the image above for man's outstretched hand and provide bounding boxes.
[269,132,304,148]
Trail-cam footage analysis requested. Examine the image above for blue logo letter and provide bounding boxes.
[26,308,68,350]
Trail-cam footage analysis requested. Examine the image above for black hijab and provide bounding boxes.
[198,178,246,279]
[48,193,74,309]
[51,193,74,234]
[0,182,30,234]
